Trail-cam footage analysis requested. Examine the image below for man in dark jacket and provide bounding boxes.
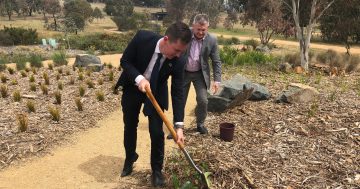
[115,22,191,187]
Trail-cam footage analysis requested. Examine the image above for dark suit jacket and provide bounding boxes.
[115,30,185,122]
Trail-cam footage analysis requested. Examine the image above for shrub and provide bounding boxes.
[13,90,21,102]
[43,72,50,85]
[11,79,18,85]
[284,52,301,66]
[243,39,260,50]
[220,46,240,65]
[98,78,103,85]
[0,85,8,98]
[0,57,7,72]
[40,84,48,95]
[25,67,30,72]
[52,51,68,66]
[67,33,132,53]
[49,106,60,122]
[57,68,63,74]
[26,100,36,113]
[48,63,54,70]
[58,81,63,90]
[75,98,83,111]
[79,86,85,97]
[109,71,114,81]
[1,74,7,83]
[31,67,37,74]
[316,50,343,68]
[86,79,95,88]
[7,67,15,75]
[54,91,61,104]
[29,75,35,82]
[96,90,105,101]
[107,64,113,69]
[345,55,360,72]
[14,55,27,71]
[29,54,43,68]
[233,51,269,65]
[30,83,37,91]
[218,36,240,45]
[17,114,28,132]
[20,70,27,77]
[0,27,38,46]
[78,73,84,81]
[69,77,75,85]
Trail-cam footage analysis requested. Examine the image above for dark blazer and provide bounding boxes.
[115,30,185,122]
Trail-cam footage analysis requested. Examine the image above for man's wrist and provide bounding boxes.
[174,122,184,129]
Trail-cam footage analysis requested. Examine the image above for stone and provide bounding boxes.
[276,83,320,103]
[207,95,231,112]
[74,54,103,72]
[279,62,292,73]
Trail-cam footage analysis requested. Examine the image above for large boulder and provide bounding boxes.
[74,54,103,72]
[207,95,231,112]
[219,74,271,101]
[276,83,320,103]
[255,45,270,53]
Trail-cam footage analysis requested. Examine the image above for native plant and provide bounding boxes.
[30,83,37,91]
[13,90,21,102]
[96,90,105,101]
[54,91,61,104]
[49,106,60,122]
[26,100,36,113]
[75,98,83,111]
[79,85,85,97]
[17,114,28,132]
[0,85,8,98]
[40,84,48,95]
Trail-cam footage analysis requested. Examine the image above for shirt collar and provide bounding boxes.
[155,38,162,54]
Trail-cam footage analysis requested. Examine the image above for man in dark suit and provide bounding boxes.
[115,22,192,187]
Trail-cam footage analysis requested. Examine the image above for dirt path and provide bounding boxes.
[0,55,197,189]
[214,33,360,55]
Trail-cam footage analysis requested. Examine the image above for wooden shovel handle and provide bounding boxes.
[145,86,185,149]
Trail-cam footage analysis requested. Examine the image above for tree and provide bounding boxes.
[104,0,136,31]
[92,7,104,21]
[63,0,93,33]
[240,0,292,45]
[319,0,360,55]
[1,0,17,20]
[283,0,335,71]
[165,0,222,28]
[44,0,61,31]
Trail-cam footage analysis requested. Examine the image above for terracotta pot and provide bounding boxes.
[219,122,235,142]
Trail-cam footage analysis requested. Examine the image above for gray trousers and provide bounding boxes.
[184,71,208,127]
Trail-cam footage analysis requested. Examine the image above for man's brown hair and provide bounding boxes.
[165,22,192,44]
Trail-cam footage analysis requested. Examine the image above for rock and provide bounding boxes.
[22,95,37,99]
[207,95,231,112]
[294,66,304,74]
[219,74,271,101]
[276,83,320,103]
[279,62,292,73]
[255,45,270,53]
[74,54,103,72]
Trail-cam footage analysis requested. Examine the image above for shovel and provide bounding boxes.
[145,86,211,189]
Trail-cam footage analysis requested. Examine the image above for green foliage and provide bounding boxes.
[217,36,240,45]
[243,39,260,50]
[63,0,93,32]
[30,83,37,91]
[0,57,7,72]
[0,85,8,98]
[67,33,132,52]
[96,90,105,101]
[54,90,61,104]
[29,54,43,68]
[7,67,15,75]
[79,85,85,97]
[26,100,36,113]
[75,98,83,111]
[52,51,68,66]
[17,114,28,132]
[15,55,27,71]
[13,90,21,102]
[220,46,239,65]
[0,27,39,46]
[40,84,48,95]
[49,106,60,122]
[92,7,104,20]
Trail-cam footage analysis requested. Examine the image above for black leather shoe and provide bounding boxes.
[166,134,173,140]
[120,153,139,177]
[152,171,166,187]
[197,125,208,134]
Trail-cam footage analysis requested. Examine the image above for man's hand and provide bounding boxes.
[212,82,220,94]
[176,128,184,145]
[138,78,150,93]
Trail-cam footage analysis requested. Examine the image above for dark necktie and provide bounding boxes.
[143,53,163,116]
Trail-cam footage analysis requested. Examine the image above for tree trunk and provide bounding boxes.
[53,14,57,31]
